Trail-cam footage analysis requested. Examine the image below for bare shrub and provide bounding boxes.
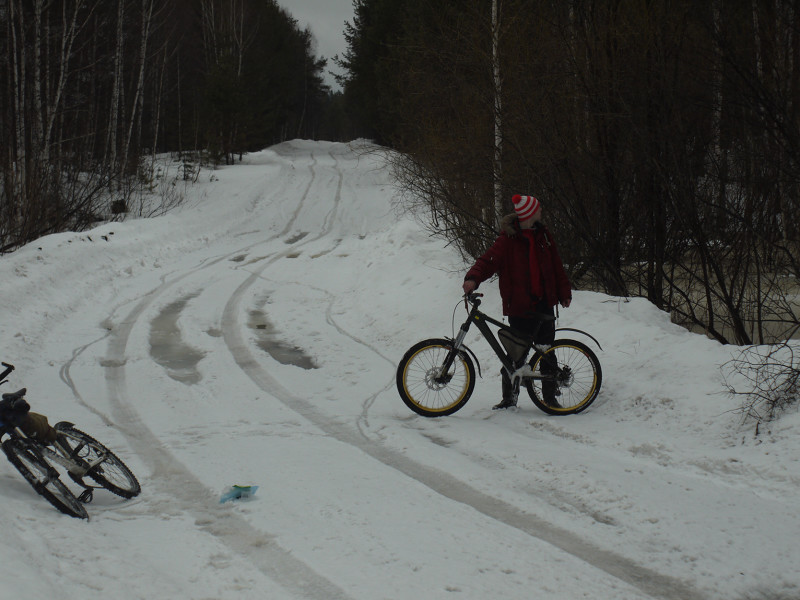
[121,156,199,219]
[723,339,800,430]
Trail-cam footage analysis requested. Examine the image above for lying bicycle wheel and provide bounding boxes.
[525,339,602,415]
[397,338,476,417]
[54,423,140,499]
[2,438,88,519]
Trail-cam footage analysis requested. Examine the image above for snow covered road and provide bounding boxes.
[2,141,798,600]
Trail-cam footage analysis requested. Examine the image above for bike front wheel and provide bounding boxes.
[525,339,602,415]
[54,423,141,499]
[397,338,476,417]
[2,439,88,519]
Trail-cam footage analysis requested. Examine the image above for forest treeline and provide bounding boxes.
[2,0,799,348]
[338,0,800,346]
[0,0,354,254]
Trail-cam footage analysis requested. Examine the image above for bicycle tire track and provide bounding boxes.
[92,152,356,600]
[323,297,396,438]
[59,143,705,599]
[59,333,117,427]
[218,155,707,600]
[224,323,705,599]
[61,145,310,416]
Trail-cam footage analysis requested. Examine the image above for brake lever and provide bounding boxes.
[463,292,483,311]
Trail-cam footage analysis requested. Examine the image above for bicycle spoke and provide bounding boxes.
[526,339,602,415]
[397,340,475,417]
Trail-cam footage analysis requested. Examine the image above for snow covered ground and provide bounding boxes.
[1,140,798,600]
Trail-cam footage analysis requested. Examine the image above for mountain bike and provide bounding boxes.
[396,293,602,417]
[1,362,141,519]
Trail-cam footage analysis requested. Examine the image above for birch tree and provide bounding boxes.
[492,0,503,227]
[121,0,155,177]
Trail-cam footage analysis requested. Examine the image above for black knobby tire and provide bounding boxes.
[54,423,140,499]
[524,339,602,415]
[397,338,476,417]
[2,439,88,519]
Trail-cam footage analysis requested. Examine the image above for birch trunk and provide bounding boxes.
[33,0,45,159]
[122,0,154,177]
[709,0,731,237]
[42,1,87,164]
[107,0,125,175]
[9,0,27,196]
[200,0,218,66]
[492,0,503,228]
[151,45,168,161]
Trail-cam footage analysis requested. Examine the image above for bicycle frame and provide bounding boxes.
[0,363,95,477]
[42,437,106,478]
[441,294,601,388]
[442,294,547,384]
[1,361,140,513]
[2,426,105,479]
[398,294,604,417]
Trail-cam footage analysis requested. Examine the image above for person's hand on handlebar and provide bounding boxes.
[462,279,477,295]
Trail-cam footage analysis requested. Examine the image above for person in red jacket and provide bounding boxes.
[462,194,572,409]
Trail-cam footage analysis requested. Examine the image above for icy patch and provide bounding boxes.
[149,294,206,384]
[247,305,316,370]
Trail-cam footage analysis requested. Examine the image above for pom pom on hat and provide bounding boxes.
[512,194,540,221]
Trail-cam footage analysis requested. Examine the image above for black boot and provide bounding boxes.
[541,381,561,408]
[540,358,562,408]
[493,370,518,410]
[493,397,518,410]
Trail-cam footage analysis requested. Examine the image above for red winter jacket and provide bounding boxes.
[465,214,572,316]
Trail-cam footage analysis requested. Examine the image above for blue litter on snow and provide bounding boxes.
[219,485,259,503]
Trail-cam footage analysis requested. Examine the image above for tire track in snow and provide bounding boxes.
[224,317,705,599]
[322,297,396,438]
[104,297,354,600]
[219,162,707,600]
[97,152,355,600]
[59,332,117,426]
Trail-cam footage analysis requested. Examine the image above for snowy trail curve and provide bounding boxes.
[215,148,704,600]
[5,141,793,600]
[88,148,357,599]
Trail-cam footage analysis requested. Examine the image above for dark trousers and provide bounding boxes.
[502,300,557,402]
[508,307,555,346]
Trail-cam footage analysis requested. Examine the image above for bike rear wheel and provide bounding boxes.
[54,423,141,499]
[2,439,88,519]
[397,338,475,417]
[525,339,602,415]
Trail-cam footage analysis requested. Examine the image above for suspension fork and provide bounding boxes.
[435,305,479,382]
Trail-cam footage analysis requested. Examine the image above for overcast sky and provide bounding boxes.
[279,0,355,90]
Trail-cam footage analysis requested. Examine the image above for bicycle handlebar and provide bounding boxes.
[463,292,483,310]
[1,362,15,385]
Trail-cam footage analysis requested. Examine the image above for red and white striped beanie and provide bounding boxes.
[512,194,540,221]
